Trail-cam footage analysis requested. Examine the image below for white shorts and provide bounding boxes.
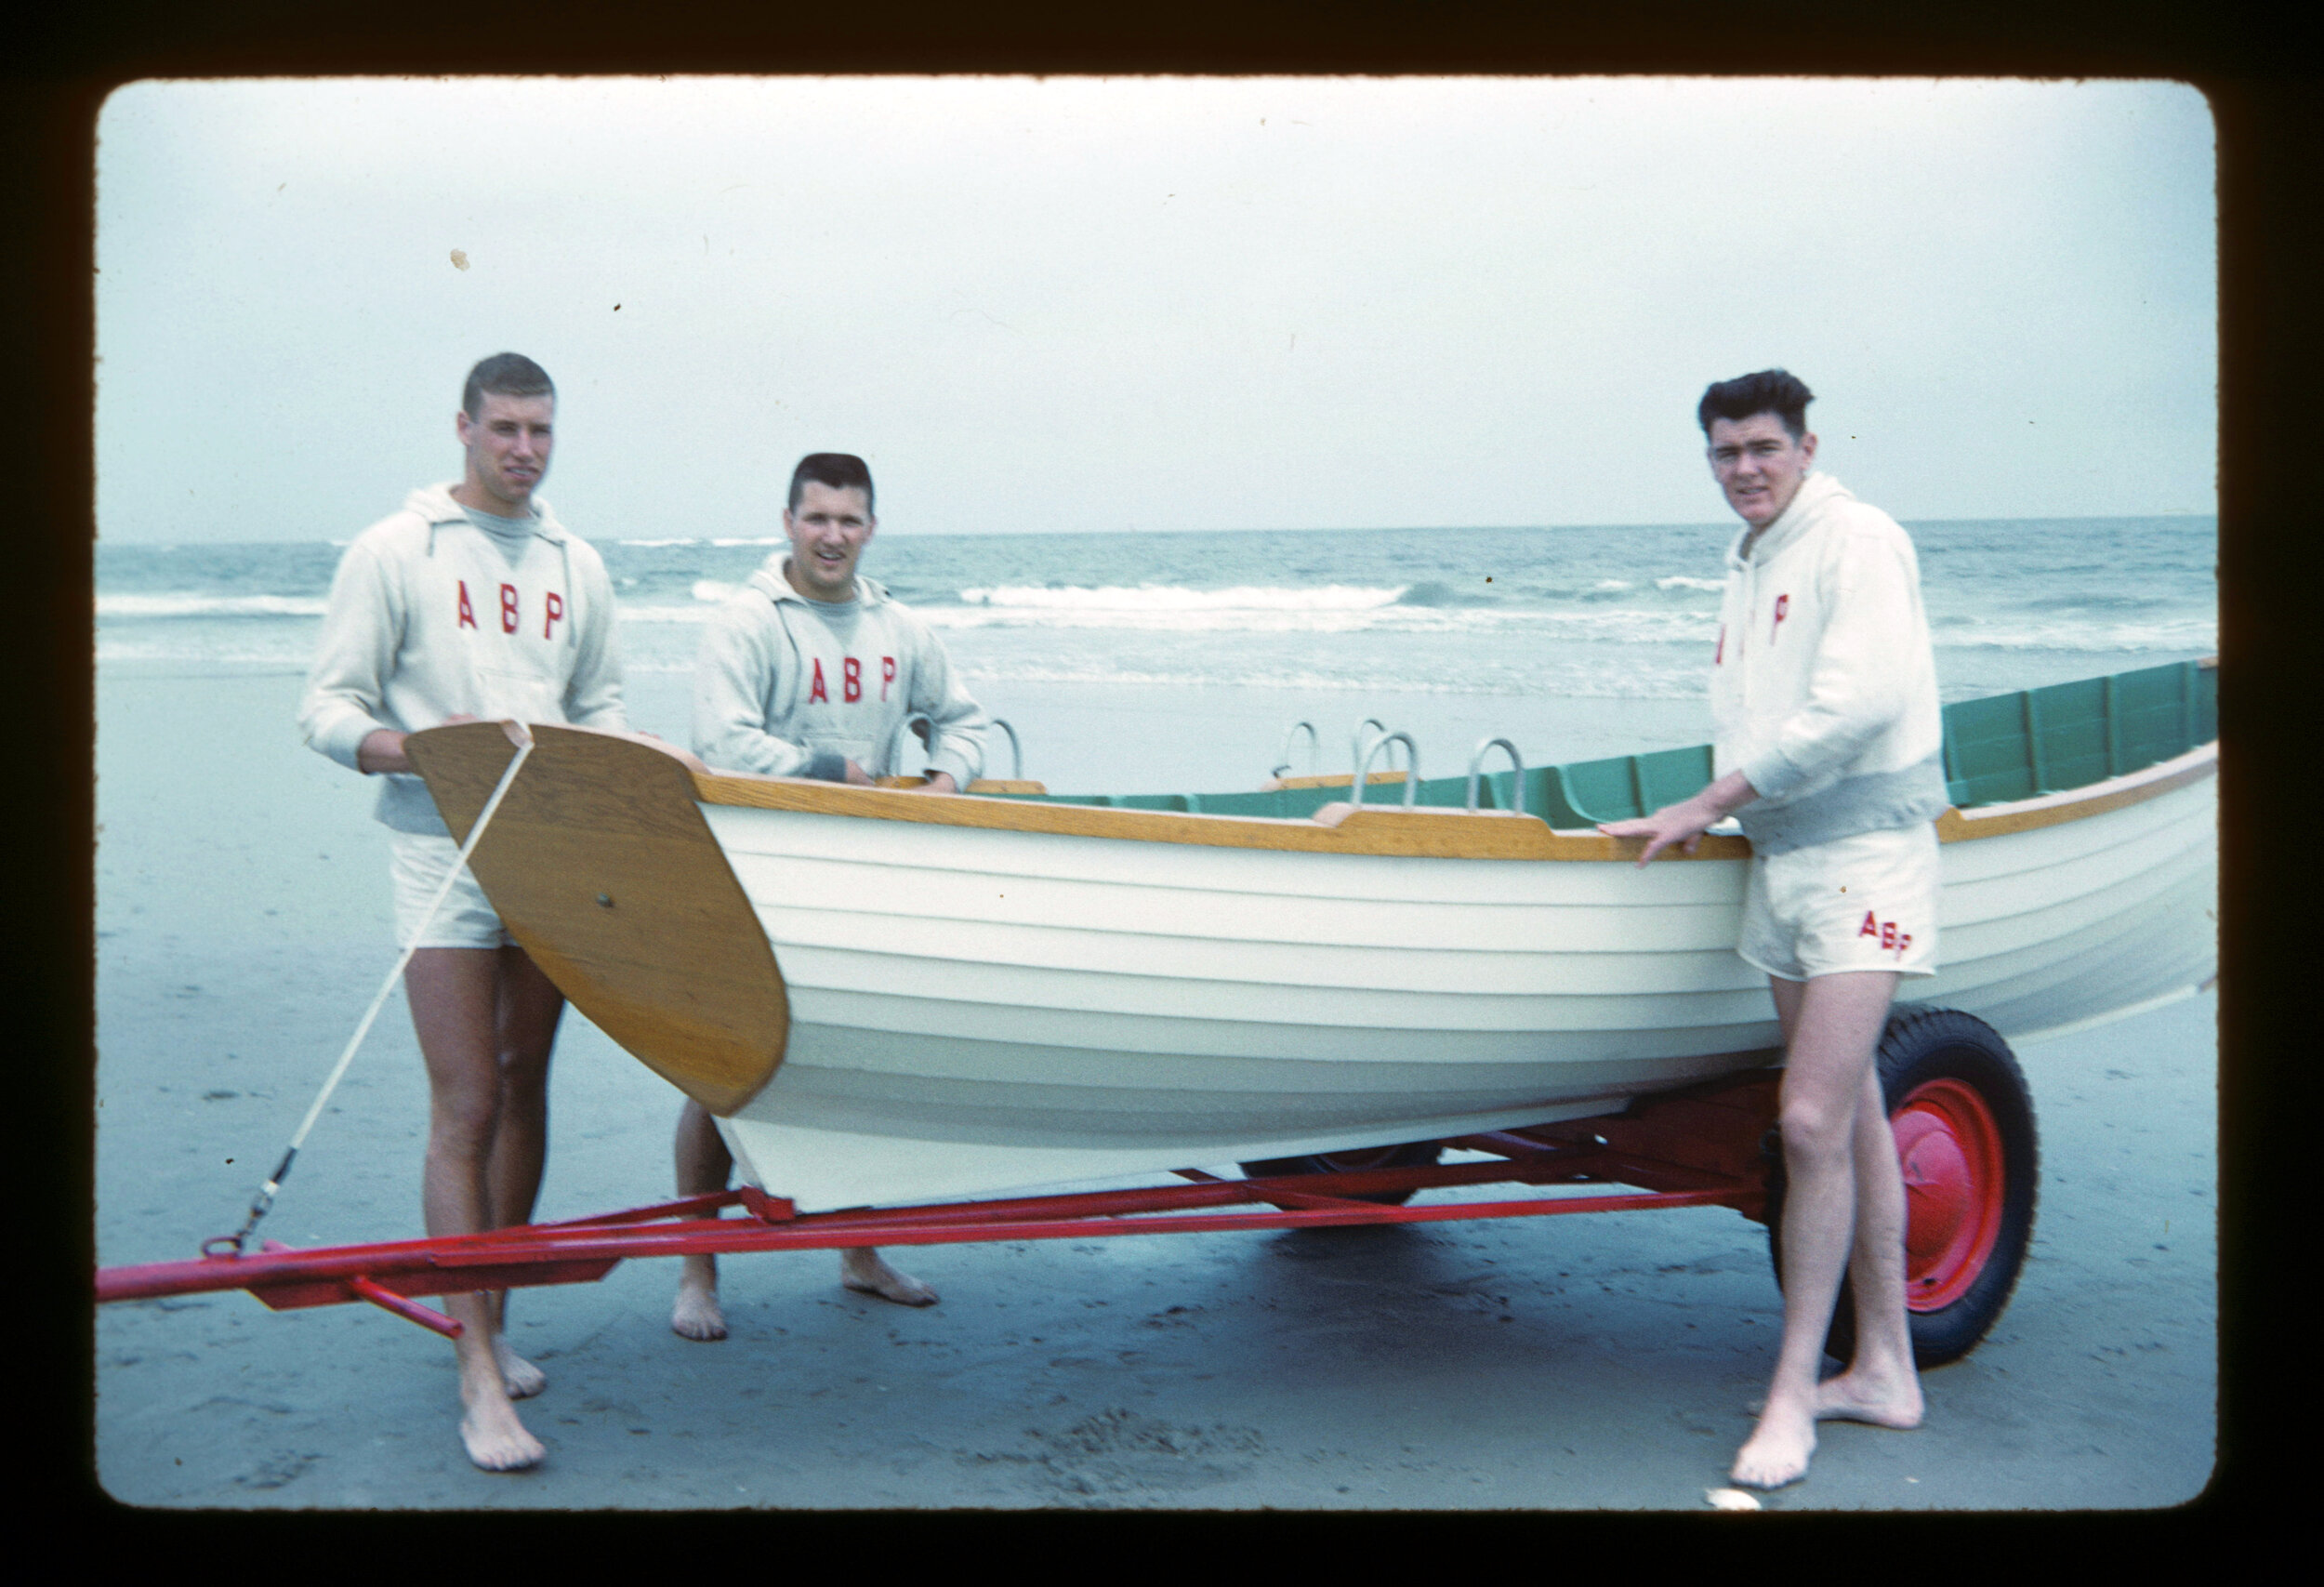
[389,831,512,950]
[1737,822,1941,982]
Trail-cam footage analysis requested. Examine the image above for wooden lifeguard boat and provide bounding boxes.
[98,656,2212,1372]
[404,657,2216,1215]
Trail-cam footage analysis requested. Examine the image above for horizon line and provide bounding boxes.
[95,509,2223,549]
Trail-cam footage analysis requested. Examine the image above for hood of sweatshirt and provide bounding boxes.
[745,552,893,611]
[1724,470,1848,572]
[401,482,571,544]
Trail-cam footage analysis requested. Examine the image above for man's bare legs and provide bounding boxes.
[670,1097,937,1341]
[670,1097,733,1340]
[406,945,565,1471]
[1732,970,1923,1488]
[480,947,560,1399]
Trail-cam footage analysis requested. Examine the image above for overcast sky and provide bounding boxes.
[94,76,2214,543]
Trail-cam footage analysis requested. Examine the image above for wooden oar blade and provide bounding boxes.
[408,721,787,1115]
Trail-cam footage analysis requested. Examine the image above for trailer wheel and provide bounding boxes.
[1239,1143,1443,1206]
[1765,1007,2038,1368]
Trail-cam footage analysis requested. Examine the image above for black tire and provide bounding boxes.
[1238,1142,1444,1206]
[1765,1007,2038,1369]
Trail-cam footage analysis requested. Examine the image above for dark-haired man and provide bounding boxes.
[298,352,626,1471]
[1600,369,1945,1489]
[671,452,988,1340]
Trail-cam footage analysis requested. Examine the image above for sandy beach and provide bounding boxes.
[93,662,2217,1510]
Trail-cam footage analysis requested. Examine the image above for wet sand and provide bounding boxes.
[93,664,2216,1510]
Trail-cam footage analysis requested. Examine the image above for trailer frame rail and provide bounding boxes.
[97,1072,1782,1337]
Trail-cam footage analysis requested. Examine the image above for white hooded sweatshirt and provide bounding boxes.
[1710,470,1948,854]
[297,483,626,835]
[691,555,987,787]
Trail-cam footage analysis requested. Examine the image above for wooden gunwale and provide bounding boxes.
[691,738,2216,862]
[1273,770,1421,791]
[1931,743,2214,842]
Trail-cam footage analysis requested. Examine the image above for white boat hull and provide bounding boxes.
[705,753,2215,1209]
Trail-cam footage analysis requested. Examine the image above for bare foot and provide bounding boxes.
[459,1386,546,1472]
[495,1336,548,1399]
[1730,1395,1816,1490]
[1812,1365,1923,1429]
[839,1247,938,1306]
[672,1272,728,1341]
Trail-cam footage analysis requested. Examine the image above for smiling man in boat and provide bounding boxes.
[673,450,989,1339]
[297,352,626,1472]
[1599,369,1948,1490]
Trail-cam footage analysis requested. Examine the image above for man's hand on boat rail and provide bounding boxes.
[1599,770,1758,866]
[851,758,957,794]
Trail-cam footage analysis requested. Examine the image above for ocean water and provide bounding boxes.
[95,516,2217,705]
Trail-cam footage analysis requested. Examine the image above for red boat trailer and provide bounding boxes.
[97,1009,2038,1374]
[97,1071,1783,1340]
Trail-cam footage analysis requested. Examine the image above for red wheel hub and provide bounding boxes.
[1891,1078,2006,1311]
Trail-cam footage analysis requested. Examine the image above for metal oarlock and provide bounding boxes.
[216,721,537,1255]
[989,718,1023,782]
[1349,731,1419,810]
[896,715,1022,782]
[1272,721,1318,780]
[1467,737,1526,814]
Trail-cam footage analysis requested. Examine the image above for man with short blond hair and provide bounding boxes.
[298,352,625,1472]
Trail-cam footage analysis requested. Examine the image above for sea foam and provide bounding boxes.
[957,583,1406,612]
[96,593,329,619]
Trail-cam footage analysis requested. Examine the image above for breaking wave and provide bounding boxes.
[957,582,1407,613]
[96,593,329,619]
